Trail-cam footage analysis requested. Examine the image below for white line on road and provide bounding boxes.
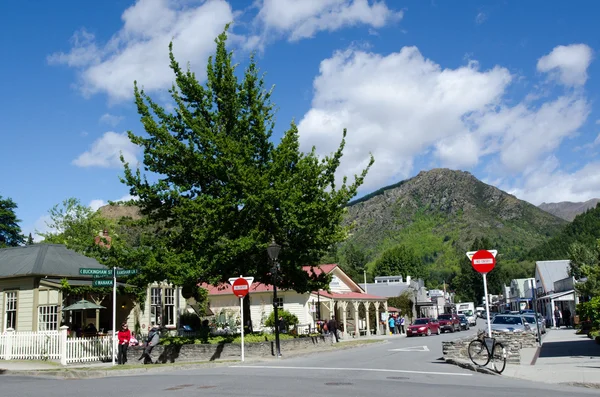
[231,365,472,377]
[389,345,430,352]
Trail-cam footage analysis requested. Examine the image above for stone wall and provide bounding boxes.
[129,335,334,364]
[442,330,537,364]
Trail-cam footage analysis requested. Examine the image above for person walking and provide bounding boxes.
[117,322,131,365]
[328,316,339,343]
[388,315,396,335]
[553,306,562,329]
[139,323,160,364]
[399,316,406,334]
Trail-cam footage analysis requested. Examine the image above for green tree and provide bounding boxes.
[372,244,423,279]
[26,233,34,245]
[569,240,600,299]
[120,27,373,292]
[264,309,299,333]
[0,196,25,248]
[388,291,414,319]
[339,242,367,283]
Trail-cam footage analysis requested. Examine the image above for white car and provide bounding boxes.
[490,314,531,333]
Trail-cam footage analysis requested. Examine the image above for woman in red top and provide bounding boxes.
[117,322,131,365]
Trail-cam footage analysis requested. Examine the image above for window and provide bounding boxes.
[150,288,162,325]
[164,288,175,326]
[5,291,17,331]
[273,297,283,309]
[38,306,58,331]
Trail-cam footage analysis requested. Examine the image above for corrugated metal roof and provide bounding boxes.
[535,260,570,293]
[0,244,108,279]
[358,282,411,298]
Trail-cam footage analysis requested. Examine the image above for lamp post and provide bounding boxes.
[267,240,282,358]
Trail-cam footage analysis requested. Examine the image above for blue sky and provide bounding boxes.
[1,0,599,240]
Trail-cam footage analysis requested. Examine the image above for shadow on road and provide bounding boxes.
[539,336,600,358]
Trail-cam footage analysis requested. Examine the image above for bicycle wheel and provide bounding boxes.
[491,342,507,374]
[468,339,490,366]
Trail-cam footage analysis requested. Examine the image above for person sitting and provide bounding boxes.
[84,323,98,336]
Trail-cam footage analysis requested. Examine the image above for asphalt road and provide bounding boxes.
[1,321,597,396]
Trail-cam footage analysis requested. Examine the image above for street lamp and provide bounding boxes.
[267,240,282,358]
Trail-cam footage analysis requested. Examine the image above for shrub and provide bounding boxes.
[264,309,299,333]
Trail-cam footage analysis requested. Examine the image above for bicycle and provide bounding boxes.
[467,330,507,374]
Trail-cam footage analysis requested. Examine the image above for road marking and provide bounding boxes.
[231,365,472,377]
[388,345,430,352]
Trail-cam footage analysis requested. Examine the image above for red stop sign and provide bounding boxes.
[471,250,496,274]
[232,277,250,298]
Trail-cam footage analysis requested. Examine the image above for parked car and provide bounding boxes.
[458,314,470,330]
[407,318,440,337]
[490,314,531,333]
[523,314,546,334]
[437,313,461,333]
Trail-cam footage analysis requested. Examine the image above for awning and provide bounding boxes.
[537,290,574,302]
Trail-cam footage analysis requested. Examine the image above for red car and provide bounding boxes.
[437,313,461,333]
[406,318,440,337]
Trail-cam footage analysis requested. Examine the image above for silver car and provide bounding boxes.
[523,314,546,334]
[490,314,531,333]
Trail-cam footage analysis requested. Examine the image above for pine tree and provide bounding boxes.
[0,196,25,248]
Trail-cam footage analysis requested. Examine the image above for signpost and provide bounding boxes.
[228,276,254,362]
[79,267,138,365]
[466,250,497,337]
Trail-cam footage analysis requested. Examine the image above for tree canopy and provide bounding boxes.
[0,195,25,248]
[372,244,424,280]
[120,28,373,292]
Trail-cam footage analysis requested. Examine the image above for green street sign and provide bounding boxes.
[79,268,112,276]
[92,274,111,279]
[116,269,138,276]
[92,279,114,287]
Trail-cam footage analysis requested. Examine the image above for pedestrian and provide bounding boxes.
[278,316,287,334]
[562,308,571,328]
[388,315,396,334]
[139,323,160,364]
[399,316,406,334]
[328,316,339,343]
[394,315,400,335]
[553,306,562,329]
[117,322,131,365]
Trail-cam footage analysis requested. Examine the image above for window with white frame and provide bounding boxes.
[38,305,58,331]
[5,291,17,331]
[273,297,283,309]
[164,288,175,326]
[150,288,162,325]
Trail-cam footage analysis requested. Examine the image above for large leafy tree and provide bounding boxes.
[0,195,25,248]
[372,244,424,280]
[121,28,373,292]
[569,240,600,299]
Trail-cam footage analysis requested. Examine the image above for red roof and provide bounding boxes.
[315,290,386,301]
[203,264,339,296]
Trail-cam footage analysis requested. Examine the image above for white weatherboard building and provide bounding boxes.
[204,264,389,337]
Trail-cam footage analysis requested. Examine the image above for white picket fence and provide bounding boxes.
[0,328,115,364]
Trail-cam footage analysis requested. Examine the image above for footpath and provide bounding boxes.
[0,332,396,378]
[502,328,600,388]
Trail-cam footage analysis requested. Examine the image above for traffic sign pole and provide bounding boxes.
[112,266,116,366]
[467,250,498,338]
[229,276,254,362]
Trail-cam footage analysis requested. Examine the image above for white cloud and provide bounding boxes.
[505,159,600,205]
[256,0,402,42]
[73,131,139,168]
[475,12,487,24]
[48,0,235,102]
[99,113,124,127]
[297,45,592,192]
[537,44,593,87]
[32,215,53,242]
[596,119,600,125]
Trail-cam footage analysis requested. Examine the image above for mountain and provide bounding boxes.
[538,199,600,221]
[342,169,567,276]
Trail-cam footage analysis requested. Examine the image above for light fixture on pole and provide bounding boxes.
[267,240,282,358]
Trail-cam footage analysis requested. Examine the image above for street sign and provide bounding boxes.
[470,250,496,274]
[79,268,112,276]
[231,277,250,298]
[466,250,497,261]
[92,279,114,287]
[116,269,138,276]
[227,276,254,362]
